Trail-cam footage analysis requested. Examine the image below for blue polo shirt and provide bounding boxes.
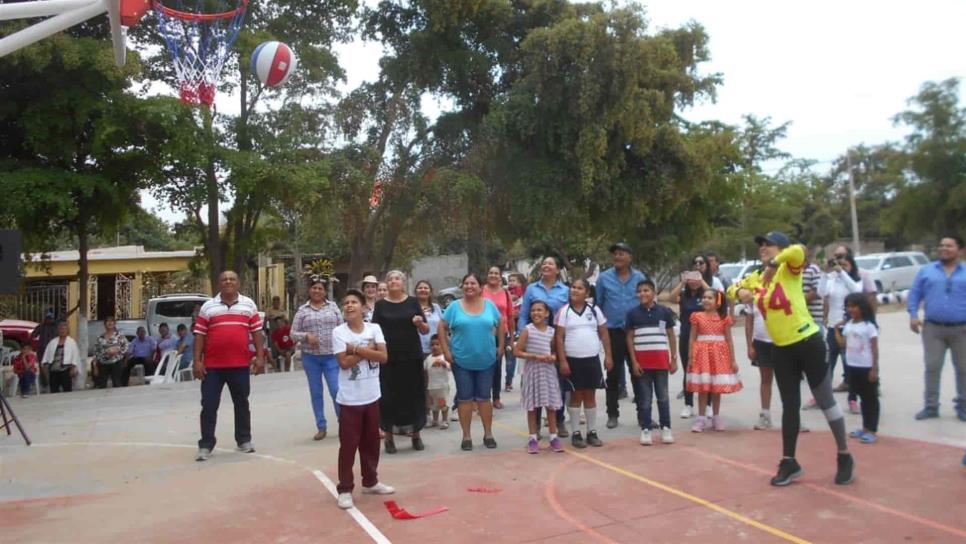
[907,261,966,324]
[517,280,570,333]
[595,266,647,329]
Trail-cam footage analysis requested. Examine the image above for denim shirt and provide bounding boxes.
[517,280,570,333]
[907,261,966,324]
[595,266,647,330]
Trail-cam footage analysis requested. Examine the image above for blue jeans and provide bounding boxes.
[453,363,494,402]
[505,349,517,386]
[632,369,670,429]
[303,353,340,431]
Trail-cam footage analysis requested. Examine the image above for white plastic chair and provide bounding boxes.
[174,354,193,382]
[146,350,179,385]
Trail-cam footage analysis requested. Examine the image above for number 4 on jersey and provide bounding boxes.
[757,284,793,318]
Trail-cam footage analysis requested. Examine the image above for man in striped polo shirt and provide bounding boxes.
[193,271,265,461]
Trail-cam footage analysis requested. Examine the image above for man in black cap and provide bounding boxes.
[596,242,648,429]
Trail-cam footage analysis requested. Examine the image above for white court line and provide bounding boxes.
[313,469,392,544]
[2,441,392,544]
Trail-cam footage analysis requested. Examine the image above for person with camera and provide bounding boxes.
[819,252,864,414]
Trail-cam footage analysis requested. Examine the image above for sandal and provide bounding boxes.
[412,436,425,451]
[461,439,473,451]
[384,437,397,454]
[483,436,497,449]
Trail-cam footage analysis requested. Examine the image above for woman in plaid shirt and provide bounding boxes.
[291,279,344,440]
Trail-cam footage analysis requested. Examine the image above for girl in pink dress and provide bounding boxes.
[686,289,742,432]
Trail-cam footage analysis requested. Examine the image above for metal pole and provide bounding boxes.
[846,152,861,256]
[0,1,106,58]
[0,0,98,20]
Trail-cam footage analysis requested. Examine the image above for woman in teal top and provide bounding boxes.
[439,273,505,451]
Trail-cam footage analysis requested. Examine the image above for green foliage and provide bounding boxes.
[883,78,966,241]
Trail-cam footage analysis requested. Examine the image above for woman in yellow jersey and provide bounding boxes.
[729,231,854,487]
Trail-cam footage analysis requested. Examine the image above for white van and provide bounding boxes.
[854,252,929,293]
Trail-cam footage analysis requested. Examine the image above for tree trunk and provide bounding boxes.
[202,108,221,293]
[293,217,305,304]
[76,222,90,389]
[466,225,485,275]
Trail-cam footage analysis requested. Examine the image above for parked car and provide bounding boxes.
[436,272,514,309]
[0,319,39,351]
[718,261,761,316]
[718,260,761,285]
[854,252,928,293]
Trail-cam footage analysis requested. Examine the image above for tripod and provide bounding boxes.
[0,389,31,445]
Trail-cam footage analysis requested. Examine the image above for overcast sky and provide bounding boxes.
[144,0,966,222]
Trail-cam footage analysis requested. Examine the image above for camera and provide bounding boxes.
[827,258,838,267]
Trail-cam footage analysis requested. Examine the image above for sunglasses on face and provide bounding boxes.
[833,253,847,259]
[694,260,706,265]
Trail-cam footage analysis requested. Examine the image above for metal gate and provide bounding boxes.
[115,273,134,319]
[14,282,69,323]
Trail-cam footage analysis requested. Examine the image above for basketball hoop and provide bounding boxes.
[153,0,247,106]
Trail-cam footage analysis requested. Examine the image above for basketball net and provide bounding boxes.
[153,0,247,106]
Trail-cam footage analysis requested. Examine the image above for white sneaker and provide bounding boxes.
[639,429,652,446]
[680,405,693,419]
[236,442,255,453]
[362,482,396,495]
[754,413,773,430]
[195,448,211,461]
[337,493,354,509]
[661,427,674,444]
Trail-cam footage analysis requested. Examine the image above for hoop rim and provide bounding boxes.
[151,0,247,22]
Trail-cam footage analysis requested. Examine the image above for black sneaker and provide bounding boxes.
[571,431,587,449]
[586,431,603,447]
[618,388,628,400]
[835,453,854,485]
[770,458,803,486]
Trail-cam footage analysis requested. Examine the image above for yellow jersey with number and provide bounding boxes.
[727,245,819,346]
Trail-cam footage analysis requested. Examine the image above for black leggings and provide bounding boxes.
[849,368,879,433]
[773,333,845,458]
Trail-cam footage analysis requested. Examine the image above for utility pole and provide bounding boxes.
[846,152,861,256]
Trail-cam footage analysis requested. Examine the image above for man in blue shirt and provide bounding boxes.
[907,235,966,421]
[176,323,195,370]
[595,242,648,429]
[125,326,158,384]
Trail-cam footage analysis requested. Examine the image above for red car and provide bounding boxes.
[1,319,39,351]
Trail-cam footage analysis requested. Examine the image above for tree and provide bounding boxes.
[131,0,356,289]
[883,78,966,241]
[481,6,736,271]
[0,30,158,380]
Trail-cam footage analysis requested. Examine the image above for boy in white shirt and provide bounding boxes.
[332,289,395,509]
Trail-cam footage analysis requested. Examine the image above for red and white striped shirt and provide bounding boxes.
[194,294,263,368]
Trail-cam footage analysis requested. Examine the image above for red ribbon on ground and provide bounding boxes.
[384,501,449,520]
[467,487,502,493]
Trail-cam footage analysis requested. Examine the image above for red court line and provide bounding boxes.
[682,445,966,540]
[545,457,620,544]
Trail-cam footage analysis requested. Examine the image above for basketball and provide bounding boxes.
[251,41,297,87]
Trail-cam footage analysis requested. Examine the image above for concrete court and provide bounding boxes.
[1,309,964,543]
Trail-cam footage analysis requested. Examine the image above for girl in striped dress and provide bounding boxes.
[514,300,564,454]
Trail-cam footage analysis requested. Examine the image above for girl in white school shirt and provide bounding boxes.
[555,278,613,448]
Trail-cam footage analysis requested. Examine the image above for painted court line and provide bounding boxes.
[312,470,392,544]
[493,422,811,544]
[682,445,966,541]
[545,457,620,544]
[2,441,393,544]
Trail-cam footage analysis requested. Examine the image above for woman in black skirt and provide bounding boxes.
[372,270,430,452]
